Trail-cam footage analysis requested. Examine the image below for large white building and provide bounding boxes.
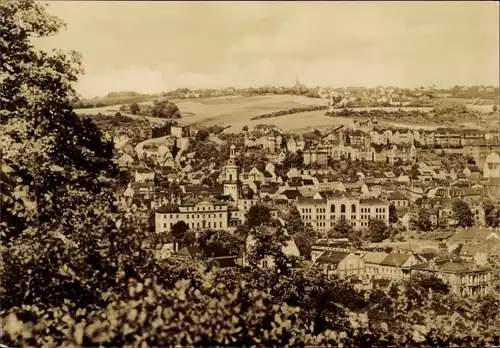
[296,192,390,233]
[155,197,229,233]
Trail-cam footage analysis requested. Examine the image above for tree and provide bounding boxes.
[404,273,450,306]
[367,218,389,243]
[452,199,473,228]
[171,220,189,245]
[293,225,317,259]
[283,151,303,169]
[484,202,500,228]
[242,125,248,132]
[493,105,498,112]
[389,203,398,225]
[246,204,271,229]
[130,103,140,115]
[195,129,210,142]
[413,208,433,232]
[328,219,353,239]
[287,207,305,234]
[247,226,295,275]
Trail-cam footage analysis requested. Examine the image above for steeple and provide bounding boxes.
[224,144,241,201]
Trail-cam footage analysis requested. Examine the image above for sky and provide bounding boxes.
[34,1,500,98]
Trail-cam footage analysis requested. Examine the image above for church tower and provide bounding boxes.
[224,144,241,201]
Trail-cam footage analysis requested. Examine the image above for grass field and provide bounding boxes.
[76,94,497,134]
[171,95,344,133]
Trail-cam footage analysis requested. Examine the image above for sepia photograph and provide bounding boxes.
[1,0,499,346]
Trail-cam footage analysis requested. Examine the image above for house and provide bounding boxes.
[174,245,239,268]
[311,238,352,261]
[448,227,500,246]
[386,191,410,208]
[463,165,482,181]
[116,153,135,168]
[409,259,492,298]
[362,252,390,279]
[135,167,155,183]
[378,251,420,280]
[142,233,176,260]
[314,250,366,280]
[460,237,500,262]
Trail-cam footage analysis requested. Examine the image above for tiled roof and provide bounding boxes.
[362,252,389,265]
[360,197,387,205]
[380,253,412,267]
[156,203,180,213]
[387,191,408,201]
[315,251,350,265]
[450,228,500,243]
[282,190,304,200]
[298,198,327,205]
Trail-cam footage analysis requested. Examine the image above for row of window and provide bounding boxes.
[165,221,224,229]
[178,205,226,212]
[164,213,225,219]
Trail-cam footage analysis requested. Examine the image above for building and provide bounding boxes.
[483,151,500,178]
[296,193,390,232]
[303,148,328,166]
[362,252,390,279]
[378,252,420,280]
[171,125,191,138]
[155,197,229,233]
[314,251,366,279]
[135,167,155,183]
[409,259,492,298]
[386,191,410,208]
[223,145,242,201]
[311,238,352,261]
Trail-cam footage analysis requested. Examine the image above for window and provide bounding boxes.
[263,260,268,268]
[187,215,190,219]
[331,205,335,213]
[220,213,222,218]
[220,222,222,228]
[341,204,346,213]
[164,223,166,228]
[351,204,356,213]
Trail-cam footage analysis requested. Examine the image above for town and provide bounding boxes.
[2,1,500,346]
[106,99,500,299]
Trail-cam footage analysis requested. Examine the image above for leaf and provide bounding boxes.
[74,323,85,345]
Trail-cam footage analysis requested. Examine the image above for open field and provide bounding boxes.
[174,95,328,127]
[75,95,498,134]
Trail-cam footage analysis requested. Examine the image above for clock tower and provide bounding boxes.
[224,144,241,201]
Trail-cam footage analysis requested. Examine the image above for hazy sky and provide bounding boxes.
[35,1,499,98]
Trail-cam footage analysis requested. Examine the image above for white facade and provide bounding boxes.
[155,197,229,233]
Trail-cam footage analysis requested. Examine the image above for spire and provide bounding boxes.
[229,144,236,159]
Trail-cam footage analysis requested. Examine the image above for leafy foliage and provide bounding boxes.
[389,203,398,224]
[245,204,272,229]
[412,208,433,232]
[328,219,353,239]
[452,199,474,228]
[367,218,389,243]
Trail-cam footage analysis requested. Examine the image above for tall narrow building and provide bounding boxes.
[224,144,241,201]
